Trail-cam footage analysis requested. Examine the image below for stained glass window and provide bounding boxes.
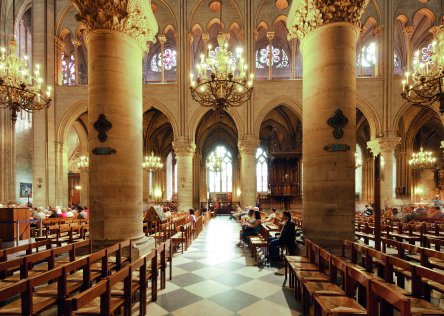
[358,42,376,68]
[394,53,400,67]
[256,148,268,193]
[150,48,177,72]
[62,52,75,85]
[207,146,232,193]
[256,45,289,69]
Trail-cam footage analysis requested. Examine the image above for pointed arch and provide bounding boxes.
[254,96,302,139]
[142,99,178,139]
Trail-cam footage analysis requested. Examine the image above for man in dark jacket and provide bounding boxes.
[268,211,296,260]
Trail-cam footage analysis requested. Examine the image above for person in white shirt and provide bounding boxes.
[66,209,74,218]
[264,208,277,223]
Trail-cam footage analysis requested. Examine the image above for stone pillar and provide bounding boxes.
[79,169,89,207]
[72,39,81,85]
[287,0,368,249]
[158,34,166,83]
[72,0,157,255]
[403,25,415,73]
[238,140,258,208]
[173,139,195,211]
[266,32,274,80]
[367,137,400,208]
[0,110,15,203]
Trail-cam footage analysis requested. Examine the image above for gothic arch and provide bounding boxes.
[142,99,179,139]
[189,107,245,142]
[392,100,441,132]
[254,96,302,139]
[57,101,88,146]
[356,96,381,139]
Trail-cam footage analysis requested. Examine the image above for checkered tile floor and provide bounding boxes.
[146,216,302,316]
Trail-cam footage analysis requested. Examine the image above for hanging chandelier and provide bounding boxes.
[77,155,89,172]
[190,0,253,112]
[207,153,224,172]
[409,147,437,170]
[0,37,51,123]
[401,27,444,116]
[142,152,164,172]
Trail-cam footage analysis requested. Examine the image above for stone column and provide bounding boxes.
[373,25,382,77]
[173,139,195,211]
[367,137,400,208]
[72,0,157,255]
[238,140,258,208]
[72,39,81,85]
[266,32,274,80]
[287,0,368,249]
[403,25,415,73]
[158,34,166,83]
[79,169,89,207]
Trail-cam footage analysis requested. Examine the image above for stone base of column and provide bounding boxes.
[91,234,154,259]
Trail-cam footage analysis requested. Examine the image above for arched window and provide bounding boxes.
[358,42,376,68]
[150,48,177,72]
[165,152,177,201]
[207,145,233,193]
[355,145,363,199]
[62,52,76,85]
[255,45,290,69]
[15,111,32,133]
[256,148,268,192]
[413,43,435,69]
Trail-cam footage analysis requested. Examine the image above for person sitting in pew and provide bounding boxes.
[264,208,277,223]
[237,210,261,247]
[267,211,296,260]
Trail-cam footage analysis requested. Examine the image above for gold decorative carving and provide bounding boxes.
[287,0,369,40]
[238,140,259,155]
[173,139,196,156]
[71,0,158,52]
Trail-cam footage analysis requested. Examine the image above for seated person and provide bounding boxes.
[48,209,60,218]
[363,204,373,216]
[189,209,196,226]
[237,210,261,247]
[77,208,88,219]
[268,211,296,260]
[264,208,277,223]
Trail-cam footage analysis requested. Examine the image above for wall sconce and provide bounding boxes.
[180,177,186,188]
[37,178,43,189]
[75,185,82,190]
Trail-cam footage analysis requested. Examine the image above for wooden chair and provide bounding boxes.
[369,278,444,316]
[65,265,132,316]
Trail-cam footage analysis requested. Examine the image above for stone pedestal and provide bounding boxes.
[300,23,358,248]
[238,140,259,208]
[367,137,400,208]
[174,139,195,212]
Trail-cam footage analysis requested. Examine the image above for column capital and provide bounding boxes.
[287,0,369,40]
[173,139,196,156]
[72,0,158,52]
[373,25,383,37]
[367,137,401,157]
[202,33,210,43]
[266,31,275,41]
[187,32,194,44]
[158,34,166,44]
[238,140,259,155]
[404,25,415,36]
[71,39,82,47]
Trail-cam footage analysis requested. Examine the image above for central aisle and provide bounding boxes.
[146,216,302,316]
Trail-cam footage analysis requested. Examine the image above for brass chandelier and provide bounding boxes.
[190,0,253,111]
[409,147,437,170]
[207,153,224,173]
[142,152,164,172]
[77,155,89,172]
[401,27,444,116]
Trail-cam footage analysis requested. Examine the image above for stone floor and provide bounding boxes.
[145,216,302,316]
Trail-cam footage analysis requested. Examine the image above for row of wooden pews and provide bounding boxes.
[171,214,205,254]
[284,239,444,315]
[0,238,173,315]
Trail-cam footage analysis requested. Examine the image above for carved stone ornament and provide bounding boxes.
[173,139,196,156]
[327,109,348,139]
[286,0,369,40]
[71,0,158,52]
[94,114,112,143]
[238,140,260,155]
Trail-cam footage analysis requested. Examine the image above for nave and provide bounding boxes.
[144,217,300,316]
